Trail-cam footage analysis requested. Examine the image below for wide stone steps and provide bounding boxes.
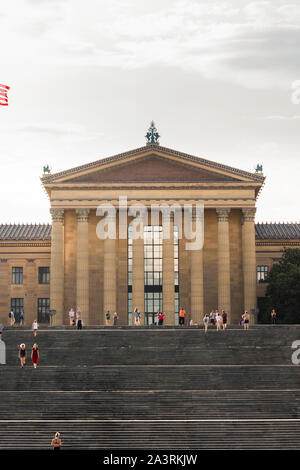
[3,327,298,366]
[0,421,300,449]
[1,366,299,391]
[0,390,299,420]
[0,326,299,449]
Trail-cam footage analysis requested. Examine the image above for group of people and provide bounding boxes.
[68,308,83,329]
[8,309,25,326]
[18,342,39,368]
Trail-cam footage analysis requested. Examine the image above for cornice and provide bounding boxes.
[255,241,300,246]
[46,182,262,191]
[0,242,51,247]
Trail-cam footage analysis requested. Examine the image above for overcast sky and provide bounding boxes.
[0,0,299,223]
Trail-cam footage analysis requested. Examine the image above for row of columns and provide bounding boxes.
[50,207,257,325]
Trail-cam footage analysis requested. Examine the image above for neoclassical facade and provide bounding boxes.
[1,139,298,326]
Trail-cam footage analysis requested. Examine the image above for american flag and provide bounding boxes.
[0,84,10,106]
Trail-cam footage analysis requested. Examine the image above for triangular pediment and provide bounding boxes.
[42,145,265,186]
[62,155,239,183]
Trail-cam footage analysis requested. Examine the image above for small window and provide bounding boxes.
[39,267,50,284]
[257,265,269,282]
[12,267,23,284]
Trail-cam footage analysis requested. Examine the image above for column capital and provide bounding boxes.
[76,208,90,222]
[216,208,231,222]
[50,208,64,223]
[242,208,256,222]
[192,207,204,222]
[162,212,174,223]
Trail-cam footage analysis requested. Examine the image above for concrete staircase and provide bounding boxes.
[0,325,300,449]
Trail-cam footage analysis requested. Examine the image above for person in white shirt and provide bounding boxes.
[203,314,209,334]
[32,320,39,337]
[215,311,222,331]
[68,308,75,326]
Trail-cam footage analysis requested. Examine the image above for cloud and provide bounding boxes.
[263,115,300,120]
[1,0,300,88]
[0,122,103,143]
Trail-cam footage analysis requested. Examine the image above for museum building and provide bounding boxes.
[0,129,299,326]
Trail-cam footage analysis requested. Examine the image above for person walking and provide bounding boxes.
[242,311,250,330]
[9,310,15,327]
[222,310,228,330]
[20,310,25,326]
[113,312,119,326]
[31,343,39,368]
[209,310,215,326]
[105,310,111,326]
[76,309,82,330]
[271,309,277,324]
[179,307,186,326]
[32,320,38,337]
[68,308,75,326]
[18,343,27,368]
[51,432,62,450]
[134,308,141,326]
[0,323,3,341]
[215,311,222,331]
[157,312,165,326]
[203,313,209,333]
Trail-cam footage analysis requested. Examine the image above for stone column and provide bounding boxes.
[162,213,175,325]
[242,208,257,323]
[103,214,117,322]
[76,209,90,324]
[50,209,64,325]
[190,209,204,324]
[132,219,145,325]
[216,208,231,322]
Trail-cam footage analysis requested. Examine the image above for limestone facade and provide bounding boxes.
[1,144,294,326]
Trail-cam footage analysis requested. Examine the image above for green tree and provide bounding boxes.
[264,248,300,323]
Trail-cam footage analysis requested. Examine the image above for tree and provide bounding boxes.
[264,248,300,324]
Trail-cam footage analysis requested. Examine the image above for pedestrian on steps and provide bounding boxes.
[157,312,165,326]
[134,308,141,326]
[19,343,27,368]
[203,314,209,333]
[242,311,250,330]
[271,309,277,324]
[105,310,111,326]
[32,319,38,337]
[51,432,62,450]
[215,311,222,331]
[9,310,15,327]
[113,311,119,326]
[31,343,39,368]
[20,310,25,326]
[179,307,186,326]
[222,310,227,330]
[76,309,82,330]
[68,308,75,326]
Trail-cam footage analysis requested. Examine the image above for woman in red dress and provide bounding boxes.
[31,343,39,368]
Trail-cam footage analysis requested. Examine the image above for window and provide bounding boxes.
[127,226,133,324]
[37,298,50,323]
[12,267,23,284]
[11,298,24,323]
[144,226,163,325]
[39,267,50,284]
[174,225,180,325]
[257,265,269,282]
